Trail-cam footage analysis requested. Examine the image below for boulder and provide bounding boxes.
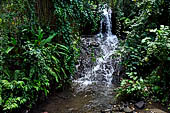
[135,101,145,109]
[123,106,133,113]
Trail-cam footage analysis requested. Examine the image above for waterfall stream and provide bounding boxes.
[74,5,118,91]
[72,5,119,111]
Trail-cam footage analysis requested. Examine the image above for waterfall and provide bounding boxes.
[99,4,112,37]
[72,5,119,111]
[74,4,118,91]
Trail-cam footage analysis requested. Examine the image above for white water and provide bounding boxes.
[74,5,118,91]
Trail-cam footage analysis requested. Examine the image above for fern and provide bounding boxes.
[46,66,59,83]
[40,33,57,46]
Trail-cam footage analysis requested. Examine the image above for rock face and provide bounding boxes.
[135,101,145,109]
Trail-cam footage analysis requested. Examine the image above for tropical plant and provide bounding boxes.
[114,0,170,105]
[0,0,101,112]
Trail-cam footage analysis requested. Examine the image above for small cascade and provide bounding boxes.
[74,5,118,87]
[72,4,119,111]
[99,4,112,37]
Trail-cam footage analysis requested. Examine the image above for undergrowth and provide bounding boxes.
[0,0,101,112]
[113,0,170,109]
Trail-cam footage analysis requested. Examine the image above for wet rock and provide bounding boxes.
[112,102,135,113]
[135,101,145,109]
[68,108,74,111]
[112,105,120,111]
[112,112,125,113]
[123,106,133,113]
[100,109,112,113]
[129,100,136,104]
[101,110,105,113]
[118,104,124,111]
[89,42,100,47]
[149,108,166,113]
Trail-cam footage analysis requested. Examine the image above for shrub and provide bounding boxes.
[0,0,101,112]
[114,0,170,104]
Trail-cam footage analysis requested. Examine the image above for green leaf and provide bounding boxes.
[47,67,59,82]
[58,51,68,56]
[56,43,69,52]
[0,96,2,105]
[52,56,59,64]
[40,33,57,46]
[61,68,67,79]
[11,38,17,45]
[6,46,14,54]
[0,18,2,24]
[44,89,49,96]
[153,86,160,91]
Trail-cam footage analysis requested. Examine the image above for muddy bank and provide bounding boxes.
[30,87,168,113]
[30,89,94,113]
[30,85,116,113]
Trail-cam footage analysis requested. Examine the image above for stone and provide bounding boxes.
[112,105,120,111]
[101,110,105,113]
[135,101,145,109]
[101,109,113,113]
[68,108,74,111]
[113,105,117,108]
[149,108,167,113]
[89,42,100,47]
[123,106,133,113]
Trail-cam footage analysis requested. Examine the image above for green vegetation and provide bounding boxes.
[113,0,170,107]
[0,0,170,112]
[0,0,101,112]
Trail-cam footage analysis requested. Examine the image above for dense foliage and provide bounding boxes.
[114,0,170,107]
[0,0,101,112]
[1,0,169,112]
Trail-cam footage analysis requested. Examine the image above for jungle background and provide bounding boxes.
[0,0,170,112]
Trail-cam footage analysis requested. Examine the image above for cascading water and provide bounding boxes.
[99,4,112,36]
[73,5,119,111]
[74,5,118,87]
